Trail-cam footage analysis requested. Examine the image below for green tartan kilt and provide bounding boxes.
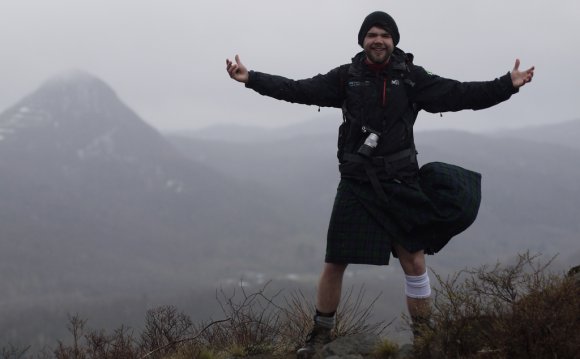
[325,162,482,265]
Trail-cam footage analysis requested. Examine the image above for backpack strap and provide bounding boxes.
[337,64,352,162]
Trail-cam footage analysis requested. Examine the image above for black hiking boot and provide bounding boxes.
[296,326,332,359]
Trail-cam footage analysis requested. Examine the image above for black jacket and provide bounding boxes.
[246,48,517,181]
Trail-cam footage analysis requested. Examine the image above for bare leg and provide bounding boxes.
[393,244,431,319]
[316,262,348,313]
[297,263,348,357]
[296,263,347,356]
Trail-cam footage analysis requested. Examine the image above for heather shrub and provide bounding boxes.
[8,252,578,359]
[37,281,389,359]
[411,252,580,359]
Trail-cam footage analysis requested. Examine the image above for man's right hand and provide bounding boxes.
[226,54,249,83]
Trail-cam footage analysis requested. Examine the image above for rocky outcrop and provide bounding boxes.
[315,334,412,359]
[320,334,381,358]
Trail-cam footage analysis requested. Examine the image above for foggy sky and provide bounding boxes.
[1,0,578,133]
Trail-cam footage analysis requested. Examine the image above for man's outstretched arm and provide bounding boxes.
[225,54,346,108]
[411,58,535,113]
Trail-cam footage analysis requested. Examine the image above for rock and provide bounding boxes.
[321,333,381,358]
[397,343,413,358]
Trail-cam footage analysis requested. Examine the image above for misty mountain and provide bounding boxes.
[168,132,339,229]
[492,118,580,150]
[0,72,323,346]
[1,70,334,283]
[169,115,340,143]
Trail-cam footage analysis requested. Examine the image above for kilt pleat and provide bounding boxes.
[325,162,482,265]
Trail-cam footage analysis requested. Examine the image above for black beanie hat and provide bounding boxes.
[358,11,400,47]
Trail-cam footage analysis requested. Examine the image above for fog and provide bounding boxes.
[1,0,578,133]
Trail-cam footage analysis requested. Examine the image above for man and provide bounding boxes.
[226,11,534,358]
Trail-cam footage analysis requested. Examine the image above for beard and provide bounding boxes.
[365,45,392,64]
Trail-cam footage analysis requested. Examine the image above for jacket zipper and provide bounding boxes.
[382,78,387,106]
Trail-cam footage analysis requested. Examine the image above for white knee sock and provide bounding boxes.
[405,271,431,299]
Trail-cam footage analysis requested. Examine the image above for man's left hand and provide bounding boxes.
[511,59,535,88]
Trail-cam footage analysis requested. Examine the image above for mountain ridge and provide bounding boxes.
[0,71,309,306]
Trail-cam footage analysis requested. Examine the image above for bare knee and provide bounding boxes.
[395,245,426,276]
[402,256,426,275]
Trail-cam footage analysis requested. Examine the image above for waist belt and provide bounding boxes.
[342,148,417,167]
[342,148,417,203]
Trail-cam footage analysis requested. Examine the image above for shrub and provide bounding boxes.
[188,281,390,356]
[1,344,30,359]
[411,252,580,359]
[140,305,193,358]
[53,314,140,359]
[372,338,399,358]
[281,284,390,350]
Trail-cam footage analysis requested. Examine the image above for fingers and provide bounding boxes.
[226,57,238,78]
[226,55,242,67]
[526,66,535,76]
[226,60,238,78]
[226,57,235,69]
[513,58,521,72]
[522,65,535,82]
[524,66,535,84]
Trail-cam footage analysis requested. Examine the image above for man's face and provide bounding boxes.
[362,26,394,64]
